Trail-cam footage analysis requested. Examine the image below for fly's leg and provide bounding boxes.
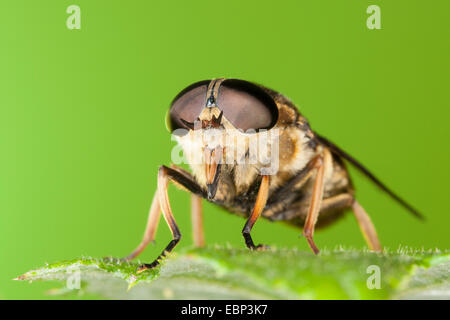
[320,193,353,213]
[352,200,382,252]
[124,165,205,262]
[302,150,332,255]
[136,166,180,272]
[306,193,382,252]
[191,194,205,247]
[124,191,161,261]
[170,165,205,247]
[125,190,203,257]
[125,165,205,272]
[242,175,270,250]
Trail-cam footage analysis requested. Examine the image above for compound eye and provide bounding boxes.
[168,80,209,134]
[217,79,278,132]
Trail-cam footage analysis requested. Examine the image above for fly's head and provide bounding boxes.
[166,79,280,199]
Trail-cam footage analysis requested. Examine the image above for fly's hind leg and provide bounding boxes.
[300,147,381,254]
[352,200,381,252]
[313,193,381,252]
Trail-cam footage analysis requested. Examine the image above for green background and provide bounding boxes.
[0,1,448,299]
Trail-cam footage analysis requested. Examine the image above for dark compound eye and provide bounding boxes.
[217,79,278,132]
[168,79,278,135]
[168,80,209,133]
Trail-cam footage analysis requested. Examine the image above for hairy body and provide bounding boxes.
[178,85,353,230]
[123,78,422,271]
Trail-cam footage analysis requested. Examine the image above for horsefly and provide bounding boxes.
[123,78,423,271]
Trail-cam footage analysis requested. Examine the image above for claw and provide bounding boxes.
[303,232,320,255]
[250,244,270,251]
[136,260,159,273]
[136,265,149,273]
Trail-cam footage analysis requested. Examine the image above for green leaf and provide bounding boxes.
[15,246,449,300]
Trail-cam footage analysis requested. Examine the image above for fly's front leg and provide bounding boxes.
[191,194,205,247]
[170,165,205,247]
[136,165,206,272]
[242,175,270,250]
[124,165,205,262]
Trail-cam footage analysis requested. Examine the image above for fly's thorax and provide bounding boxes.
[266,124,322,191]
